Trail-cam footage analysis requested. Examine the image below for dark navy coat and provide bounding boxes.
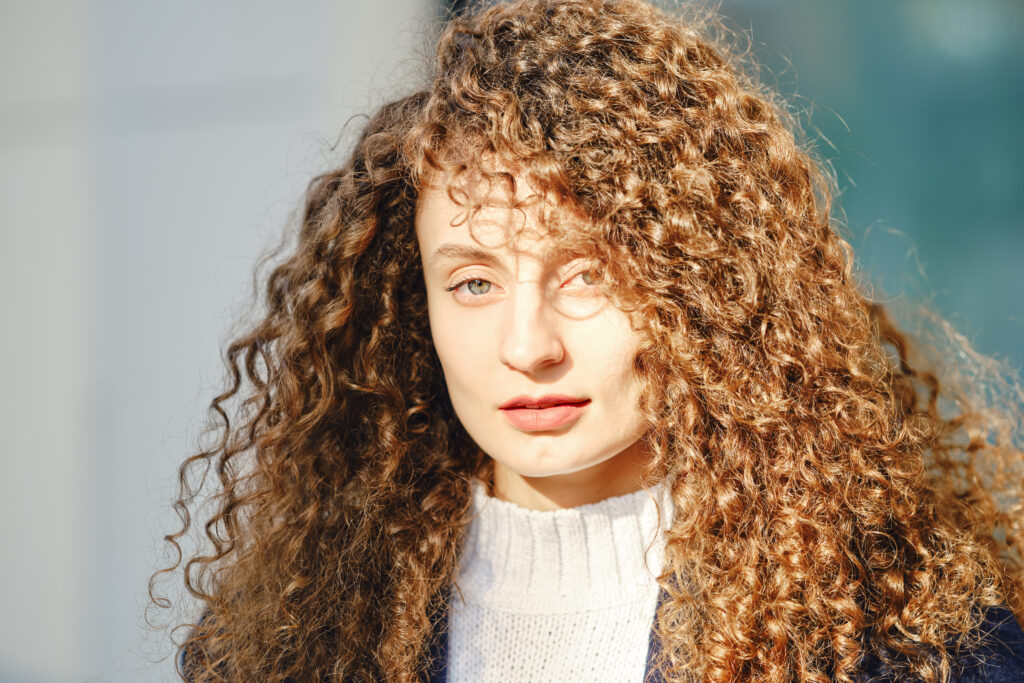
[182,590,1024,681]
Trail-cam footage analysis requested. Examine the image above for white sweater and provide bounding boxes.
[447,478,674,682]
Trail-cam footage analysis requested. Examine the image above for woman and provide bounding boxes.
[153,0,1024,680]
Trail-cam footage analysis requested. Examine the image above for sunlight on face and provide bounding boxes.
[414,174,649,507]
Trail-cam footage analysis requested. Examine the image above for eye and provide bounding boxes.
[563,265,603,289]
[445,277,493,297]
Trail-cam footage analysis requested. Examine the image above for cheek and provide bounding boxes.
[585,315,642,384]
[428,306,488,393]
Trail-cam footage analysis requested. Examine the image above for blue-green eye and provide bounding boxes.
[445,278,492,296]
[567,268,601,287]
[465,279,491,295]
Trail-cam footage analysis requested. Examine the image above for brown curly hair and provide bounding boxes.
[149,1,1024,680]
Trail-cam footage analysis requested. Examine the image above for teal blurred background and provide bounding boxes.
[717,0,1023,368]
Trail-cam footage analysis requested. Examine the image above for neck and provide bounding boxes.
[490,439,649,510]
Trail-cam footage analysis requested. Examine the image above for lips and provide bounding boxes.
[499,394,589,410]
[499,395,591,431]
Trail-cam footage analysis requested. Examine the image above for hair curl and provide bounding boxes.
[150,1,1024,681]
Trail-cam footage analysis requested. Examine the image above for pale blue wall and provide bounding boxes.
[0,1,434,681]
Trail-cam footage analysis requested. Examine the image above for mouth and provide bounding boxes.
[499,398,591,431]
[499,394,590,410]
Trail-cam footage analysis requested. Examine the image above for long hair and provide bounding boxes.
[150,1,1024,681]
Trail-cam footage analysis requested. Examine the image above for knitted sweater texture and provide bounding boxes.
[445,479,674,682]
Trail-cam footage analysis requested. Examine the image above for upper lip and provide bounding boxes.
[499,394,590,410]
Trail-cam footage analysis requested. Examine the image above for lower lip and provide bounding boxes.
[500,400,591,431]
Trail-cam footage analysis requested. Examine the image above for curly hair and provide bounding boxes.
[149,1,1024,681]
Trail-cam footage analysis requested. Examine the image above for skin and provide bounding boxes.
[415,174,651,510]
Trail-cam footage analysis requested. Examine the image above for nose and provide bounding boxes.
[498,283,565,374]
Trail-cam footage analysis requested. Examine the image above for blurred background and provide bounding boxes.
[1,0,1020,681]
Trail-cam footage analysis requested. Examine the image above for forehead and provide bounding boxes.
[414,173,585,259]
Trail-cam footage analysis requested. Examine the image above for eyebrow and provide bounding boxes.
[427,242,590,270]
[428,243,502,266]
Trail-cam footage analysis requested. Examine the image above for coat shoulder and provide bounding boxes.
[951,604,1024,682]
[857,604,1024,682]
[176,609,214,682]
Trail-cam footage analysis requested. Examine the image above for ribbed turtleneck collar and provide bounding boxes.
[454,478,674,614]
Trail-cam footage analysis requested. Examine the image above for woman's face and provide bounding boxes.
[415,175,649,508]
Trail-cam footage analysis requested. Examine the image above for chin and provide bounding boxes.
[498,455,596,479]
